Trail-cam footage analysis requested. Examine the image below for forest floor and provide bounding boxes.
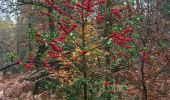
[0,48,170,100]
[0,72,34,99]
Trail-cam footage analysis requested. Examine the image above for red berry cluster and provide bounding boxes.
[110,4,131,19]
[140,50,157,64]
[110,26,134,47]
[104,82,112,87]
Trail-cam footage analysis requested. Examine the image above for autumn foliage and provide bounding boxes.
[5,0,169,99]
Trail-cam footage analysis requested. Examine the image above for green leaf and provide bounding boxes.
[132,33,140,39]
[27,28,36,40]
[112,25,124,32]
[107,38,112,44]
[95,50,101,56]
[128,15,143,27]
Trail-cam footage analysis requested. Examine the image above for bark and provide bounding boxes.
[136,0,140,9]
[81,0,88,99]
[141,60,147,100]
[34,0,55,70]
[103,0,113,67]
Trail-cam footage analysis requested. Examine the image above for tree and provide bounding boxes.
[17,0,150,99]
[161,0,170,20]
[0,0,169,99]
[0,17,17,74]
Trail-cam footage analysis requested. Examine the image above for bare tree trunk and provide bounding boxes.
[34,0,55,70]
[141,60,147,100]
[33,0,55,94]
[80,1,88,99]
[103,0,113,67]
[139,1,150,99]
[136,0,140,9]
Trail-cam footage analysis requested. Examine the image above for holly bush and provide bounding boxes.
[17,0,160,99]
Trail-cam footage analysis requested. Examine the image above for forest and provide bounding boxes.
[0,0,169,100]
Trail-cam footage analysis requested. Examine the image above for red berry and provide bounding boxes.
[104,82,111,87]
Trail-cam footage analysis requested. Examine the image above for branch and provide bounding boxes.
[0,62,18,71]
[17,0,48,8]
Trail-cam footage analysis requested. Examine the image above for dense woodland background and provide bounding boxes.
[0,0,170,100]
